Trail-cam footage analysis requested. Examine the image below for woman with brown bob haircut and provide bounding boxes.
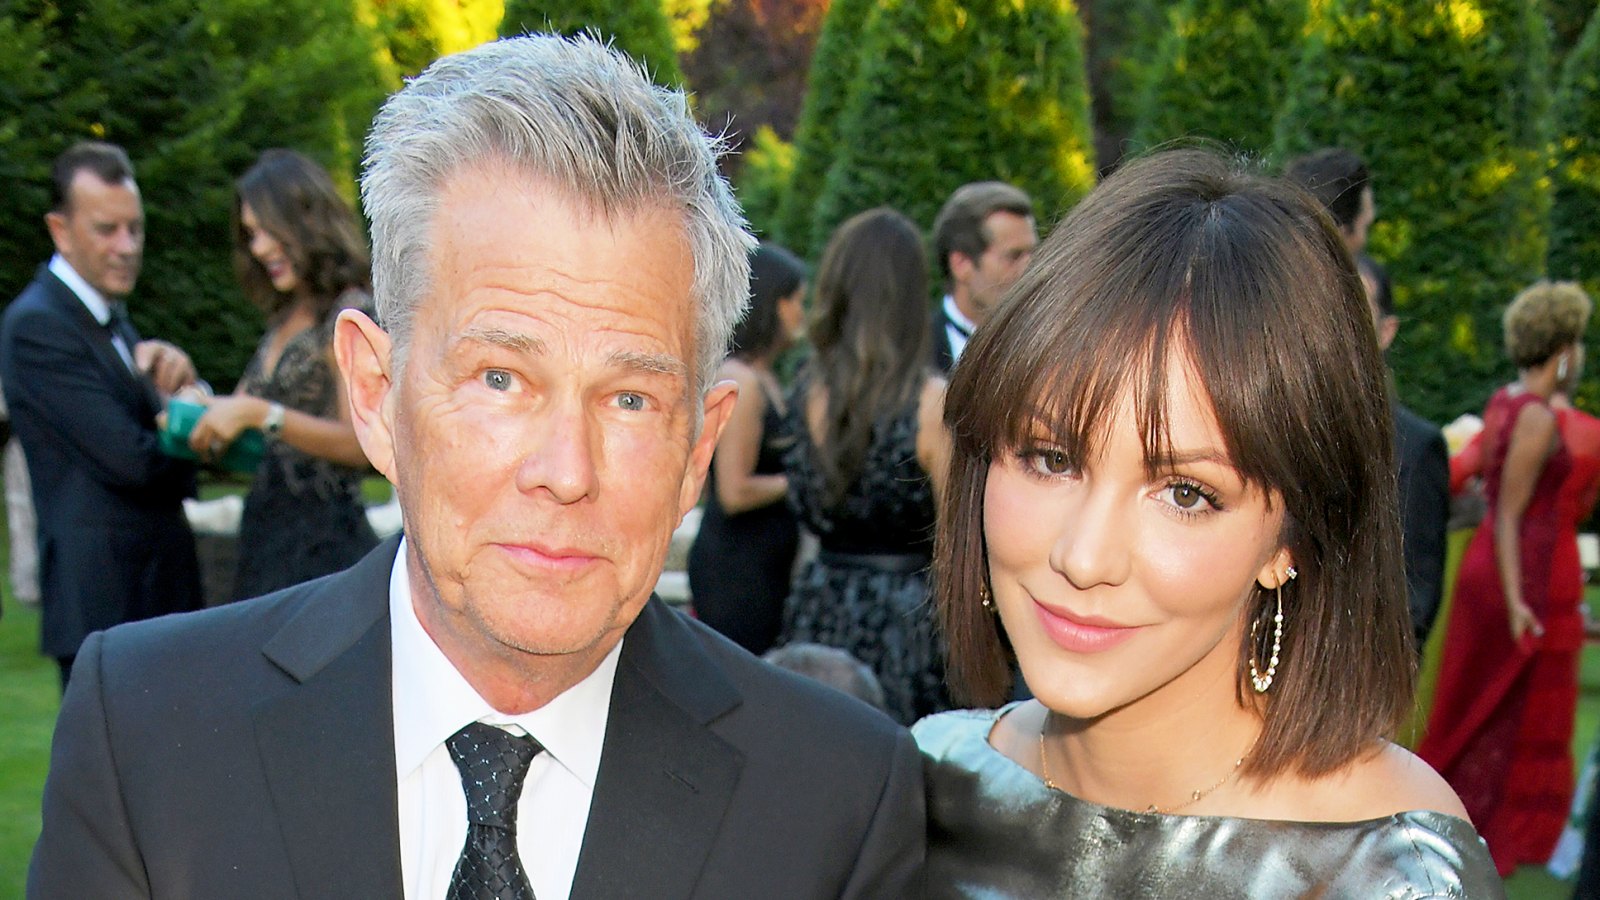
[913,149,1500,897]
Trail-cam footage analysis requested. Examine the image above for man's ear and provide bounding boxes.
[948,251,976,286]
[679,379,738,517]
[1377,314,1399,353]
[334,309,398,480]
[44,211,69,255]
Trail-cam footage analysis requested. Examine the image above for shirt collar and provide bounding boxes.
[390,537,621,789]
[942,294,976,337]
[48,254,113,326]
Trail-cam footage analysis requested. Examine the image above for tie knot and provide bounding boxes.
[446,722,542,830]
[106,303,130,329]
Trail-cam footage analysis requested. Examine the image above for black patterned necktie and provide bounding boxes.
[446,722,542,900]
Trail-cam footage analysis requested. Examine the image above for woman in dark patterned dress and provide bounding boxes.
[688,243,807,654]
[778,208,951,725]
[187,149,377,600]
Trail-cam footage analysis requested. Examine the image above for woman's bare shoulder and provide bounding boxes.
[1294,742,1470,823]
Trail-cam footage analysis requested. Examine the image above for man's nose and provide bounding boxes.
[514,398,599,504]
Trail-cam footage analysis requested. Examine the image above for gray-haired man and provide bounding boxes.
[30,35,924,899]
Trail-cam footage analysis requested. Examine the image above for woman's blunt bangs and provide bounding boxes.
[938,149,1412,776]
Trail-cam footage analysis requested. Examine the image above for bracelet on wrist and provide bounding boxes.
[263,402,286,438]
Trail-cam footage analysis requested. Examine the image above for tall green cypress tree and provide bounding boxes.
[0,0,394,389]
[500,0,683,86]
[1274,0,1552,424]
[1130,0,1308,156]
[807,0,1097,255]
[1549,4,1600,299]
[769,0,875,256]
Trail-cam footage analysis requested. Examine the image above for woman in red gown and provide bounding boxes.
[1421,280,1594,875]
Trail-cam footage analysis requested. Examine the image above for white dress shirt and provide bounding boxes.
[390,538,620,900]
[942,294,977,364]
[49,254,135,371]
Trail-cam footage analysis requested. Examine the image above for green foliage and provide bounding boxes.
[500,0,684,85]
[1549,0,1596,60]
[1551,4,1600,410]
[1082,0,1181,168]
[734,125,795,237]
[1550,4,1600,293]
[1131,0,1308,156]
[0,0,393,391]
[363,0,502,77]
[769,0,874,255]
[806,0,1098,259]
[1274,0,1553,424]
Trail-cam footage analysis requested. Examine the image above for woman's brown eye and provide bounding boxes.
[1173,484,1201,508]
[1043,451,1069,474]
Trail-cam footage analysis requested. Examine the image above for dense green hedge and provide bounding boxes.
[1275,0,1553,425]
[1549,4,1600,300]
[806,0,1097,254]
[1083,0,1179,167]
[734,126,795,238]
[0,0,394,392]
[362,0,501,78]
[768,0,875,257]
[1131,0,1307,157]
[500,0,684,86]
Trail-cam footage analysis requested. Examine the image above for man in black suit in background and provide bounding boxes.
[928,181,1036,372]
[0,142,202,688]
[1285,147,1450,649]
[1357,254,1451,648]
[30,35,923,899]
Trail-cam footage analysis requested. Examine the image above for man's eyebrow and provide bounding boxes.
[458,325,544,355]
[609,349,688,378]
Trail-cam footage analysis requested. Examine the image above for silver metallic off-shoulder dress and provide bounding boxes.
[914,708,1505,899]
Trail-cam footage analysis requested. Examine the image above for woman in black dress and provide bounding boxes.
[778,208,952,725]
[187,149,378,600]
[688,243,807,653]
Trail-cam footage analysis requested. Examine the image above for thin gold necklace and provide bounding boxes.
[1037,716,1248,815]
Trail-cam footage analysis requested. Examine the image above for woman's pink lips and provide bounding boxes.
[495,542,599,571]
[1032,600,1142,653]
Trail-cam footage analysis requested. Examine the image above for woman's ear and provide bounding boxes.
[1255,547,1297,591]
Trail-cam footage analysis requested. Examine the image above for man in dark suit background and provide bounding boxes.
[928,181,1036,372]
[0,141,202,688]
[29,35,923,899]
[1285,147,1450,649]
[1358,254,1451,648]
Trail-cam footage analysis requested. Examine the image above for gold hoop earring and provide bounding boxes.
[1249,567,1294,694]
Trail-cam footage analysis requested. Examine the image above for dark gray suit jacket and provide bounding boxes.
[0,265,201,658]
[1393,402,1450,649]
[29,537,924,898]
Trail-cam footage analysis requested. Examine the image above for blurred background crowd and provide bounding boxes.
[1,0,1599,895]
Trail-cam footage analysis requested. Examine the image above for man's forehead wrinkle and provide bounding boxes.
[457,324,544,354]
[609,349,687,378]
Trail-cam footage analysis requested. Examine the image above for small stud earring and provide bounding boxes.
[979,582,993,610]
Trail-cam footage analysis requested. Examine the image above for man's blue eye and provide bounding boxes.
[484,370,511,391]
[617,392,645,411]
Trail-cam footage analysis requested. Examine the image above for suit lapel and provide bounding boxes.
[38,270,158,414]
[253,538,404,897]
[570,599,745,900]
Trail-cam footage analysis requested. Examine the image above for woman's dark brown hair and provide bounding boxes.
[806,207,932,507]
[233,149,370,318]
[937,148,1412,779]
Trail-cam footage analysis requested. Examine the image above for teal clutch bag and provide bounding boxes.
[158,397,265,474]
